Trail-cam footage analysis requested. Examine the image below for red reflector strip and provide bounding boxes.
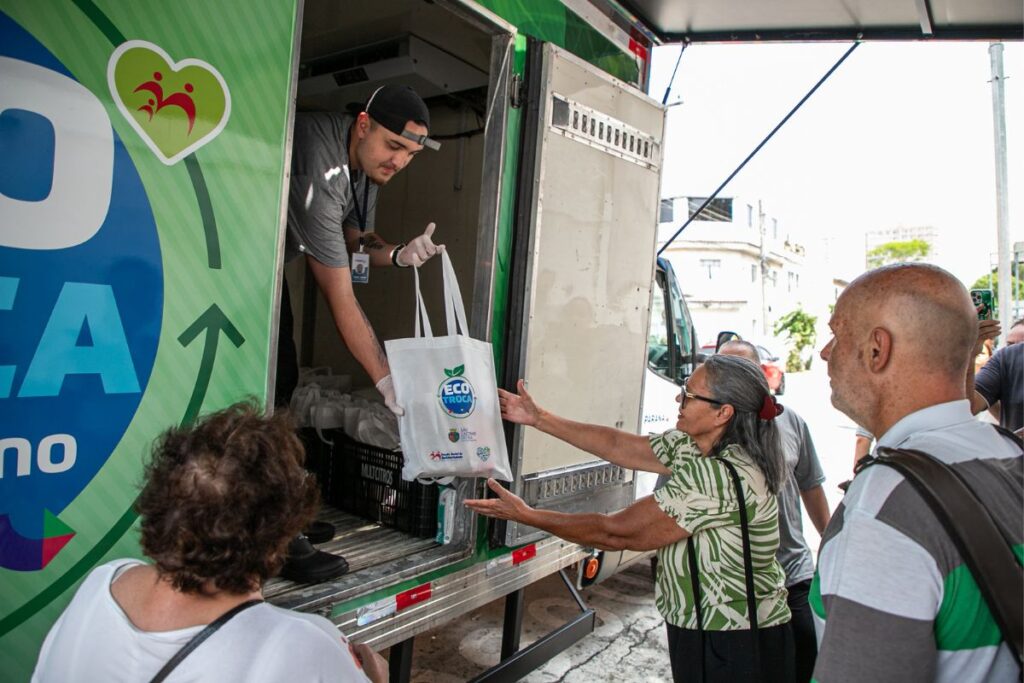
[395,583,431,611]
[628,38,648,62]
[512,544,537,565]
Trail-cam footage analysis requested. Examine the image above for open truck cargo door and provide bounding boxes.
[501,40,666,546]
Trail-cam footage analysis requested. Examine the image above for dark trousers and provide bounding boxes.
[787,579,817,683]
[275,275,299,408]
[665,621,794,683]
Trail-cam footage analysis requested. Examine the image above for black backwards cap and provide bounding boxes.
[364,84,440,151]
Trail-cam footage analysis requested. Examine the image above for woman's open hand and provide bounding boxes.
[498,379,541,426]
[465,478,532,522]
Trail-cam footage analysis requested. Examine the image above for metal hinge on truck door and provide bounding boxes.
[510,73,524,108]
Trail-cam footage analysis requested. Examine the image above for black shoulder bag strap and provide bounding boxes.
[148,599,263,683]
[863,445,1023,670]
[686,456,761,683]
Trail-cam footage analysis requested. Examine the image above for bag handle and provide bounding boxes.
[862,446,1023,669]
[412,265,433,339]
[148,599,263,683]
[440,250,469,337]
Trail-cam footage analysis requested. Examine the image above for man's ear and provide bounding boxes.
[867,326,893,373]
[355,112,371,138]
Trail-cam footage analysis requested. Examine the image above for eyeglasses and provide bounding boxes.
[680,387,722,407]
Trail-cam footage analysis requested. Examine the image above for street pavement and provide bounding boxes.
[409,362,851,680]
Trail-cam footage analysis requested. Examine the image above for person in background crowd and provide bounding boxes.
[970,318,1023,435]
[1007,318,1024,346]
[32,402,387,683]
[467,356,794,682]
[719,340,830,683]
[852,427,874,470]
[814,263,1022,682]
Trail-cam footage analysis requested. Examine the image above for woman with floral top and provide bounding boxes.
[466,355,793,682]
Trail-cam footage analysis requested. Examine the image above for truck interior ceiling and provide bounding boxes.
[269,0,504,607]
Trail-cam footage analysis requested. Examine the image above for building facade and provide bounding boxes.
[657,195,808,346]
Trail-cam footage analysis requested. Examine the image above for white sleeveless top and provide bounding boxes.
[32,559,370,682]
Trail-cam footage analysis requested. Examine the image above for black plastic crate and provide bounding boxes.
[298,427,332,499]
[328,430,438,538]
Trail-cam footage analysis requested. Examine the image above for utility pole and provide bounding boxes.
[989,42,1011,340]
[759,200,769,336]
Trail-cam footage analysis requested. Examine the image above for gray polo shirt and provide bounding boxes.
[812,401,1022,681]
[775,406,826,586]
[286,112,378,268]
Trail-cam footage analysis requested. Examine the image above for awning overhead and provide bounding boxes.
[614,0,1023,43]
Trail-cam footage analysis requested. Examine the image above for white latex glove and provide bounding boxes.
[375,374,404,416]
[397,222,444,268]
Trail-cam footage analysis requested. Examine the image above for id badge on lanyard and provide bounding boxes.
[349,172,370,284]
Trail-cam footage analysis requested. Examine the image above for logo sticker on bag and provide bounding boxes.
[438,365,475,418]
[429,450,464,461]
[476,447,490,462]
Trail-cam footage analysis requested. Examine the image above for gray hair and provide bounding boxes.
[703,354,785,494]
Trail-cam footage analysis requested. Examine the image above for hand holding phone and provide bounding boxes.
[970,289,995,320]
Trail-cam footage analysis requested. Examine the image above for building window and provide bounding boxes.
[687,197,733,222]
[751,264,757,282]
[772,218,779,239]
[659,198,674,223]
[747,204,754,227]
[699,259,721,279]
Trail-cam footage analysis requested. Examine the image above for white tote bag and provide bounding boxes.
[385,251,512,482]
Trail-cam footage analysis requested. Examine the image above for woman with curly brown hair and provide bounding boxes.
[32,402,386,683]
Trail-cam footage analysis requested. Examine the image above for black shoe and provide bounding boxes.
[303,520,335,545]
[280,535,349,583]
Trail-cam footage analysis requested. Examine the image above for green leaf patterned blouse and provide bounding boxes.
[650,430,791,631]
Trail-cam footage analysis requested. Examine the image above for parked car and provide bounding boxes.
[705,334,786,395]
[755,342,786,396]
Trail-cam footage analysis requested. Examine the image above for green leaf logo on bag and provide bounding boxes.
[438,365,474,418]
[108,40,231,165]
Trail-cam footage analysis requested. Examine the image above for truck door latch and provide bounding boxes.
[510,73,524,109]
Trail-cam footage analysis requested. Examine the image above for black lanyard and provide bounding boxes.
[348,173,369,232]
[346,129,369,250]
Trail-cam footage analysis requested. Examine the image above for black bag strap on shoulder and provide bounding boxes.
[686,455,761,682]
[864,446,1023,670]
[148,599,263,683]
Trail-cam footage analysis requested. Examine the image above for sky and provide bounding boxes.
[648,40,1023,288]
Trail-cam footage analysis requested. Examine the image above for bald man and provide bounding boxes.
[812,263,1023,683]
[719,340,829,683]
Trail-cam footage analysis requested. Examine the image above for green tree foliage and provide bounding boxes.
[773,308,818,372]
[866,239,931,268]
[970,269,1024,308]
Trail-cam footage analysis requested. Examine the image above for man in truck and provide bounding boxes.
[277,84,443,583]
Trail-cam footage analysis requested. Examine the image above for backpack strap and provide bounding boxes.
[993,424,1024,449]
[862,447,1023,669]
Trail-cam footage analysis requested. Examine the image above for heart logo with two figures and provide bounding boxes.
[107,40,231,165]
